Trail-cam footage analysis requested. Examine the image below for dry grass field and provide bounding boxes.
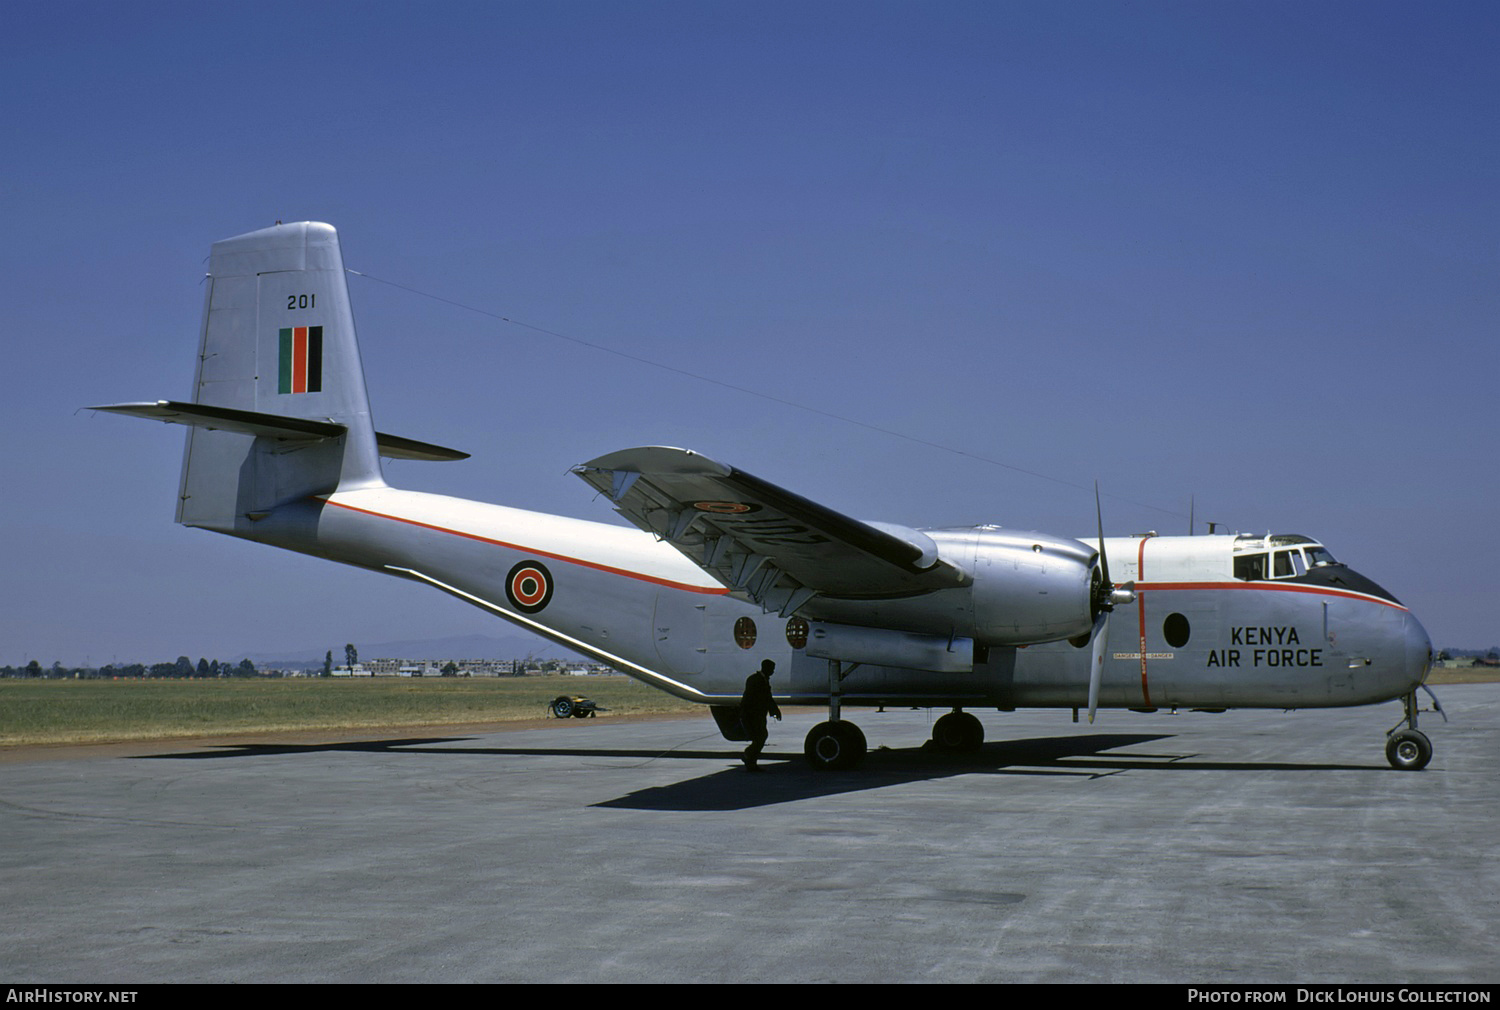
[0,674,700,746]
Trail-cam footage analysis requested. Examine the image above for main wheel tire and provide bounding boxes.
[838,721,868,763]
[932,711,983,753]
[931,713,963,750]
[805,721,867,770]
[551,697,573,718]
[1386,729,1432,770]
[958,712,983,752]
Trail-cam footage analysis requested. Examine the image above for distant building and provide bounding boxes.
[335,658,615,677]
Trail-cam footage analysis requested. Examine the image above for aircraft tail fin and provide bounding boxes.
[176,222,384,532]
[91,222,470,534]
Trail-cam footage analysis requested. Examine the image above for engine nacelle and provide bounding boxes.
[963,528,1097,646]
[800,527,1102,650]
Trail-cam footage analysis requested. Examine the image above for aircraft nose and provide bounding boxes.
[1403,611,1433,688]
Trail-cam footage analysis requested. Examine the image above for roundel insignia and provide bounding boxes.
[693,501,761,515]
[506,561,554,614]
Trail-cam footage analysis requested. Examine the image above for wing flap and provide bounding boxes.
[573,446,968,615]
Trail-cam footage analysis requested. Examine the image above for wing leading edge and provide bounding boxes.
[572,446,968,617]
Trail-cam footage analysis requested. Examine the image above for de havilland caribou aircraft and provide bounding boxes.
[92,222,1440,771]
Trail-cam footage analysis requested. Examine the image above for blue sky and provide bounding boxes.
[3,0,1496,665]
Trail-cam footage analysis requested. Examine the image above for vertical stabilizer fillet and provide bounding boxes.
[178,222,384,532]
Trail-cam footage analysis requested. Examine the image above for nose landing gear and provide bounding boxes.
[1385,689,1442,770]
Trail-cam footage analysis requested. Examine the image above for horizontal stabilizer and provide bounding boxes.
[372,431,470,463]
[90,401,468,461]
[89,400,343,439]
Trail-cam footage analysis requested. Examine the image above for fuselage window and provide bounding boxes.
[1163,612,1191,648]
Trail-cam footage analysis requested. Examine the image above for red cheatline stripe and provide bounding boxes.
[320,497,731,595]
[322,498,1405,626]
[1134,580,1408,610]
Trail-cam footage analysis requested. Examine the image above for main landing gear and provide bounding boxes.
[1385,688,1443,770]
[801,660,992,769]
[802,708,988,767]
[803,660,868,770]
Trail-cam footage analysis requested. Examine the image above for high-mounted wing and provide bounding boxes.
[572,446,968,617]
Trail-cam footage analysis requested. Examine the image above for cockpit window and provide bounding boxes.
[1234,553,1267,580]
[1272,549,1307,578]
[1234,537,1338,581]
[1305,546,1337,567]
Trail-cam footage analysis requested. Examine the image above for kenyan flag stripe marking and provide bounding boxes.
[293,327,307,393]
[278,328,293,393]
[277,326,324,394]
[306,326,323,392]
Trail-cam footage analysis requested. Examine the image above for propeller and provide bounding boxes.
[1086,483,1135,724]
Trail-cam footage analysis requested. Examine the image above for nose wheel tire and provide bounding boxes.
[1385,729,1432,771]
[804,721,868,770]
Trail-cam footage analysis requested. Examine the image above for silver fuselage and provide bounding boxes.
[235,486,1430,712]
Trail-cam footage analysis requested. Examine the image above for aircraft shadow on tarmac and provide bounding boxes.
[591,734,1385,811]
[138,732,1378,811]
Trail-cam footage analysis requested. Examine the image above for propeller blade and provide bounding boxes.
[1088,612,1108,724]
[1088,482,1113,724]
[1095,481,1111,590]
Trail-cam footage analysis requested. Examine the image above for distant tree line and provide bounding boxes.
[1,656,259,679]
[4,651,612,679]
[1438,648,1499,660]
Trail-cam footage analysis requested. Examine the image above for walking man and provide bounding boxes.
[741,659,781,771]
